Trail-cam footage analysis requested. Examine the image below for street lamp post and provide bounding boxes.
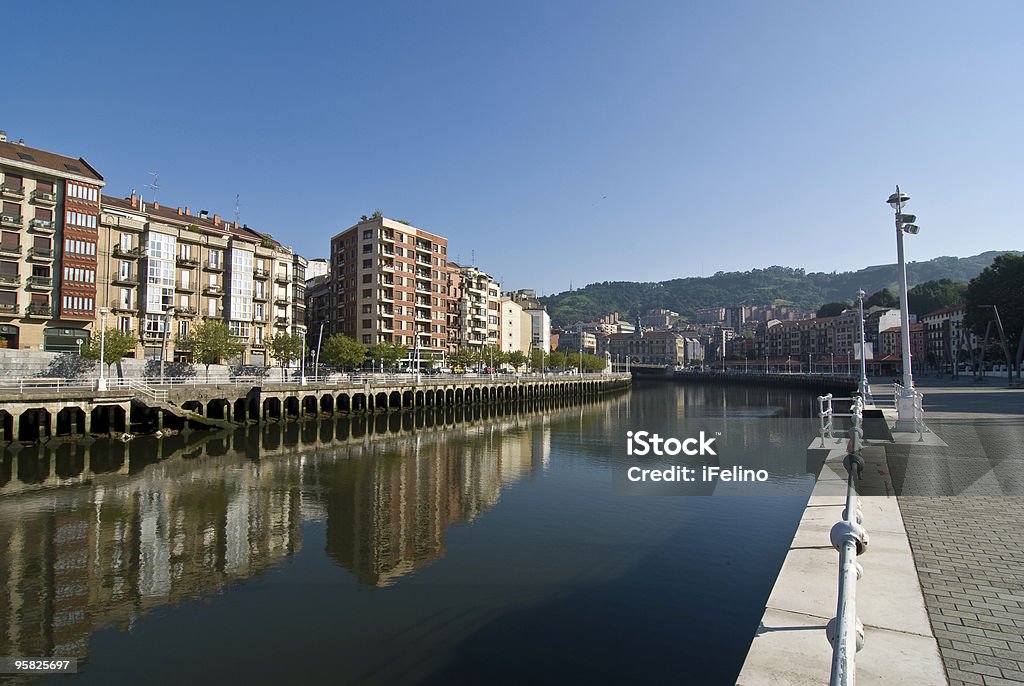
[889,187,921,430]
[857,289,872,402]
[160,307,175,385]
[97,308,109,391]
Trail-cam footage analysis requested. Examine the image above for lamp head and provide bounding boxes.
[887,191,909,209]
[902,224,920,235]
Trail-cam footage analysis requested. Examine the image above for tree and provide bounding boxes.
[370,341,407,371]
[907,278,968,317]
[816,302,851,318]
[507,350,527,372]
[177,320,246,380]
[267,331,304,369]
[82,327,138,377]
[320,334,367,369]
[530,349,547,371]
[965,253,1024,366]
[451,348,477,371]
[480,344,506,369]
[864,287,899,309]
[548,350,566,369]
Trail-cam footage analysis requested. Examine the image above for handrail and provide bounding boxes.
[826,395,869,685]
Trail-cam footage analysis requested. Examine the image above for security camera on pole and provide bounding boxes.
[888,186,921,431]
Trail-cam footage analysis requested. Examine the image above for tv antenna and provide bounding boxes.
[146,171,160,203]
[234,194,241,224]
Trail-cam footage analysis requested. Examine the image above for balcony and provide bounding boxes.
[274,316,289,327]
[415,282,431,294]
[379,290,394,303]
[113,245,145,259]
[111,273,137,286]
[1,214,23,229]
[0,302,18,315]
[30,189,57,206]
[253,291,268,301]
[178,306,197,317]
[251,340,265,349]
[254,267,269,279]
[415,311,431,322]
[274,296,290,306]
[0,184,25,199]
[27,275,52,289]
[203,261,224,272]
[25,303,51,317]
[28,218,54,233]
[0,244,21,257]
[110,299,134,312]
[142,329,165,341]
[0,274,20,288]
[175,281,196,293]
[203,285,223,296]
[274,273,290,284]
[27,246,53,261]
[176,255,199,267]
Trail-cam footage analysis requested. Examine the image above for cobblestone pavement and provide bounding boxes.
[890,384,1024,685]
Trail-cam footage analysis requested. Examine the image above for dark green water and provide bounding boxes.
[0,382,821,685]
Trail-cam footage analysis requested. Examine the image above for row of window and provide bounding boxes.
[67,183,99,202]
[63,266,96,283]
[63,295,94,311]
[64,238,96,256]
[65,210,97,229]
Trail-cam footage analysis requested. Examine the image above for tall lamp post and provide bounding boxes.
[856,289,872,402]
[160,307,175,385]
[97,308,109,391]
[888,187,921,430]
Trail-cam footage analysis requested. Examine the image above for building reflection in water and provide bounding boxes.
[0,397,592,664]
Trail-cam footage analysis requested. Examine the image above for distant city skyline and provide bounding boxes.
[6,1,1021,294]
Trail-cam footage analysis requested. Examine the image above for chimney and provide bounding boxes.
[153,201,160,210]
[130,190,137,208]
[213,214,221,226]
[177,207,183,216]
[184,206,190,216]
[0,131,6,142]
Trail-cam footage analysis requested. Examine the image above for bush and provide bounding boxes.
[36,353,96,379]
[143,359,197,380]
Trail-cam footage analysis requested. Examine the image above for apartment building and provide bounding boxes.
[98,194,306,365]
[508,289,551,353]
[330,217,449,358]
[447,263,501,355]
[0,134,105,351]
[920,304,971,371]
[602,329,697,366]
[499,297,532,354]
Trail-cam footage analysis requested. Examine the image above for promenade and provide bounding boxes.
[894,377,1024,686]
[739,375,1023,686]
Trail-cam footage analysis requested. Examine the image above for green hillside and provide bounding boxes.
[541,251,1019,327]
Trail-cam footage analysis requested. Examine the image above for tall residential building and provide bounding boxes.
[447,263,501,355]
[330,217,449,358]
[98,194,305,365]
[499,297,532,354]
[0,134,105,350]
[509,289,551,353]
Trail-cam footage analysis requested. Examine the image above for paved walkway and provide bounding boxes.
[889,381,1024,686]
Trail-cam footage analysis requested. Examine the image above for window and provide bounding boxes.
[64,210,97,229]
[2,174,23,190]
[118,317,131,333]
[66,183,99,202]
[2,202,19,218]
[178,320,189,338]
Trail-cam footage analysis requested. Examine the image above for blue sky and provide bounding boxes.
[6,1,1021,294]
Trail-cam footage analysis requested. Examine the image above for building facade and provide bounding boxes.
[97,194,305,365]
[330,217,450,359]
[0,135,105,351]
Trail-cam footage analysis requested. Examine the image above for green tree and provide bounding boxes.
[816,301,851,318]
[451,347,477,371]
[82,327,138,377]
[507,350,527,372]
[266,331,304,369]
[548,350,566,370]
[530,349,547,371]
[966,254,1024,366]
[177,320,246,380]
[864,287,899,309]
[370,341,407,371]
[582,353,606,372]
[480,344,506,369]
[320,334,367,369]
[907,278,968,317]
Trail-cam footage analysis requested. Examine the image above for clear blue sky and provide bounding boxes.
[6,1,1021,294]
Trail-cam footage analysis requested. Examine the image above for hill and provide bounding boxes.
[540,251,1019,327]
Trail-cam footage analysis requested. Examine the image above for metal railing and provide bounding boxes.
[819,393,870,686]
